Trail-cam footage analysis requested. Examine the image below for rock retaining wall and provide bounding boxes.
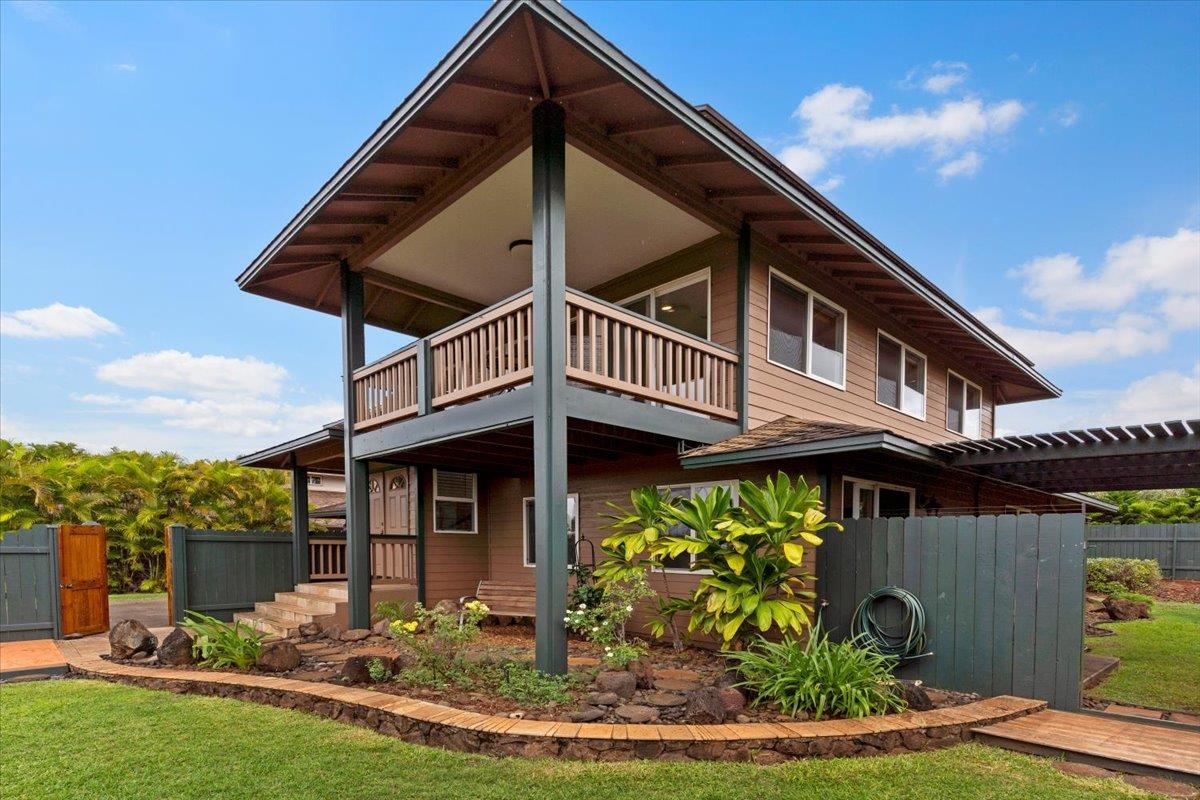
[69,659,1044,763]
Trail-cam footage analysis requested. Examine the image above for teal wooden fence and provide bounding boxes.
[167,526,293,623]
[0,525,61,642]
[1086,523,1200,579]
[816,514,1085,710]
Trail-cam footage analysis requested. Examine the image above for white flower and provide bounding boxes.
[591,626,599,632]
[626,606,633,612]
[578,603,586,609]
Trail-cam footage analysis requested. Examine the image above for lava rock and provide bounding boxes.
[297,621,323,637]
[109,620,157,660]
[256,641,302,672]
[614,704,657,723]
[715,687,746,714]
[626,657,655,689]
[685,687,727,724]
[156,626,195,666]
[591,691,621,706]
[896,680,934,711]
[568,706,606,723]
[339,628,371,642]
[595,670,637,699]
[371,618,391,636]
[1104,597,1150,621]
[641,691,687,708]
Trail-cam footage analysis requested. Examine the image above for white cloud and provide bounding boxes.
[78,393,340,439]
[0,303,121,339]
[95,350,288,398]
[816,175,844,192]
[1161,293,1200,331]
[113,63,137,73]
[976,307,1171,368]
[776,74,1024,188]
[937,150,983,181]
[1049,103,1080,128]
[996,364,1200,434]
[1011,227,1200,317]
[10,0,70,25]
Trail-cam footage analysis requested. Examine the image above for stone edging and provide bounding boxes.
[68,656,1045,762]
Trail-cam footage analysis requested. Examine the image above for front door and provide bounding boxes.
[58,524,109,636]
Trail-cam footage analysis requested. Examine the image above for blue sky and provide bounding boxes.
[2,0,1198,459]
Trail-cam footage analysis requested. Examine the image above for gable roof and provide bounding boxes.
[235,0,1058,402]
[680,417,938,468]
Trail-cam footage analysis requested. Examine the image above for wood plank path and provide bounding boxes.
[974,709,1200,785]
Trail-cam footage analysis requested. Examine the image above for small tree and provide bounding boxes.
[598,472,841,648]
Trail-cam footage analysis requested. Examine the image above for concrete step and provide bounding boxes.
[293,582,349,601]
[232,611,293,639]
[276,591,340,616]
[254,601,319,625]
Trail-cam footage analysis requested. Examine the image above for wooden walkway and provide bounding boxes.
[974,709,1200,785]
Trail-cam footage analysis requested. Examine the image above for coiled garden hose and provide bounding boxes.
[850,587,930,662]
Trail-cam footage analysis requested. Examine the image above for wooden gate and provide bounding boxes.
[57,524,109,636]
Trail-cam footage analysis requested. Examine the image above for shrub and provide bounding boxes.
[1086,558,1162,594]
[373,600,411,623]
[495,663,573,706]
[724,630,906,720]
[564,571,654,667]
[567,563,604,609]
[179,611,267,670]
[367,657,390,682]
[598,473,842,647]
[389,601,488,688]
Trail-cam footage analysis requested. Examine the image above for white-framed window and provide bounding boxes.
[433,470,477,533]
[658,481,737,572]
[619,269,711,340]
[767,269,847,388]
[876,331,926,419]
[842,478,915,519]
[522,494,580,567]
[945,370,983,438]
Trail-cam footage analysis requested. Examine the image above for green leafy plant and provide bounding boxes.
[1087,558,1162,594]
[179,611,268,670]
[563,572,654,667]
[725,630,906,720]
[373,600,411,624]
[598,473,841,647]
[495,662,573,706]
[366,657,390,683]
[389,601,489,687]
[567,563,604,609]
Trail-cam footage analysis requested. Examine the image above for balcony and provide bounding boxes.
[352,288,739,432]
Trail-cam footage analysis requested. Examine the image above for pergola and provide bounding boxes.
[933,420,1200,492]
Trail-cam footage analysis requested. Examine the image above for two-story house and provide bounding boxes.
[234,0,1133,672]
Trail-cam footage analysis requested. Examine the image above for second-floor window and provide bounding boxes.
[767,270,847,388]
[876,332,926,419]
[620,269,710,340]
[946,371,983,437]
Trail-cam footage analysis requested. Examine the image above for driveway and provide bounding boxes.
[108,595,169,628]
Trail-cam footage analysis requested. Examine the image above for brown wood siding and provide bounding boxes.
[421,473,490,606]
[745,252,998,443]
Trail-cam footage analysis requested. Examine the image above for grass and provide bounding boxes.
[1086,601,1200,712]
[0,680,1150,800]
[108,591,166,602]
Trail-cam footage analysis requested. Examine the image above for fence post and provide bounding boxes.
[1169,524,1179,579]
[167,524,189,624]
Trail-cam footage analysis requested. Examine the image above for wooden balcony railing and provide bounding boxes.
[308,536,418,583]
[352,287,739,431]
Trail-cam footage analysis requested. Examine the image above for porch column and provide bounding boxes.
[736,221,751,432]
[290,460,310,585]
[531,100,569,675]
[341,261,371,629]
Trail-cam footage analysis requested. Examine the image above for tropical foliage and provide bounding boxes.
[0,439,291,592]
[597,473,841,647]
[179,611,268,670]
[725,629,905,720]
[563,570,654,667]
[1094,489,1200,524]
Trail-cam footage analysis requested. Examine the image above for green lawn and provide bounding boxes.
[0,680,1149,800]
[1086,601,1200,712]
[108,591,166,602]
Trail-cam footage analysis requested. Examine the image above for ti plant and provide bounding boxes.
[598,472,841,648]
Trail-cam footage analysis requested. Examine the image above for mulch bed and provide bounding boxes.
[1151,580,1200,604]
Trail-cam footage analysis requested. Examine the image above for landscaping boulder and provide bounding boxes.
[371,618,390,636]
[297,621,323,637]
[595,670,637,699]
[433,599,459,617]
[256,641,301,672]
[568,706,606,723]
[685,687,727,724]
[626,657,655,689]
[715,687,746,714]
[156,626,195,666]
[896,680,934,711]
[1103,597,1150,621]
[591,691,620,706]
[109,619,157,660]
[340,654,394,684]
[615,704,657,723]
[339,628,371,642]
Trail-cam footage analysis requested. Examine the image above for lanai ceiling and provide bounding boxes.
[236,0,1058,403]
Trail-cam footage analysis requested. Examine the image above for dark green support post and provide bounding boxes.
[415,465,428,605]
[290,461,310,586]
[168,524,189,624]
[531,100,569,675]
[416,339,432,417]
[736,221,751,432]
[341,261,371,629]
